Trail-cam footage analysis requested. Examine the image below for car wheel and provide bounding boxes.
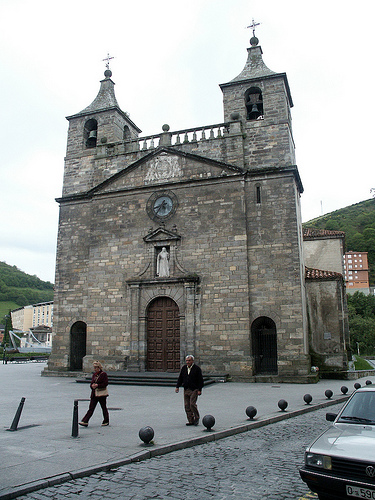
[318,494,333,500]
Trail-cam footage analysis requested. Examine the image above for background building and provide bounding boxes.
[343,251,370,294]
[303,229,349,369]
[11,301,54,332]
[303,229,346,275]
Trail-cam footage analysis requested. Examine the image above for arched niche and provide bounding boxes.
[251,316,277,374]
[84,119,98,148]
[70,321,87,370]
[245,87,264,120]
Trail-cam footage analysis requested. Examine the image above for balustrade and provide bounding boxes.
[97,121,240,157]
[127,122,230,153]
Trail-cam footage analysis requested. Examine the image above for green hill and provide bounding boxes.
[0,262,54,315]
[303,198,375,285]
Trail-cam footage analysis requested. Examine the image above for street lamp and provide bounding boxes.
[2,314,9,364]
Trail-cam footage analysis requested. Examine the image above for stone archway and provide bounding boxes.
[251,316,278,375]
[146,296,180,372]
[70,321,87,371]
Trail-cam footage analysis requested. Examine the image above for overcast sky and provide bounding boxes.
[0,0,373,283]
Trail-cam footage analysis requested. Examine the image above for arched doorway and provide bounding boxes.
[70,321,87,371]
[146,296,180,372]
[251,316,278,375]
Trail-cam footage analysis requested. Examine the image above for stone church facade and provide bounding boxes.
[46,35,349,381]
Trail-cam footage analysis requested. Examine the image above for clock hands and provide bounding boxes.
[154,200,168,214]
[148,194,176,220]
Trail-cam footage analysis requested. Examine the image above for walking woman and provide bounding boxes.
[79,361,109,427]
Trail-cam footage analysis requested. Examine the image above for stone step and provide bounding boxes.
[76,371,228,387]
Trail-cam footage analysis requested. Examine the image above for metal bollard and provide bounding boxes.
[8,397,26,431]
[72,399,79,438]
[71,399,90,438]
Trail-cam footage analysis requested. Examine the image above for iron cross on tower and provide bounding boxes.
[103,53,114,70]
[246,18,260,37]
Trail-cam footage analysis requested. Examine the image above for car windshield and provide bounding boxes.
[338,391,375,424]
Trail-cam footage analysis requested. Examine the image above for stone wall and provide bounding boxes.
[305,278,348,370]
[304,237,345,275]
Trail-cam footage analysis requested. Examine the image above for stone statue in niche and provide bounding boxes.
[157,247,170,277]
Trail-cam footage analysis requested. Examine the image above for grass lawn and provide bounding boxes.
[0,301,20,321]
[354,356,374,370]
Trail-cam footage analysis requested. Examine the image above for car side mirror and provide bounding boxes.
[326,412,337,422]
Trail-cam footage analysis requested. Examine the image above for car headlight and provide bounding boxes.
[305,452,332,470]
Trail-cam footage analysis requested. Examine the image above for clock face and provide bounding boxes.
[153,196,173,217]
[147,191,178,222]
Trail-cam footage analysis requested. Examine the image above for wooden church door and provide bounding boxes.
[147,297,180,372]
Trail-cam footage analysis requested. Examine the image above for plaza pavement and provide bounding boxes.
[1,362,373,500]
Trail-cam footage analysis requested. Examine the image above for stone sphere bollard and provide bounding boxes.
[325,390,333,399]
[366,380,372,385]
[354,382,361,390]
[139,426,154,444]
[303,394,313,405]
[278,399,288,411]
[341,386,348,394]
[202,414,215,431]
[245,406,257,419]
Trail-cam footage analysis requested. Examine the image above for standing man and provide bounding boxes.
[175,355,204,426]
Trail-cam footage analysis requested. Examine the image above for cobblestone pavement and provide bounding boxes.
[19,404,340,500]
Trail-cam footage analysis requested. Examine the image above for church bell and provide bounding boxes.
[86,129,97,148]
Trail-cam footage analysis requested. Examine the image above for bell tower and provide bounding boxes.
[219,24,310,378]
[220,28,295,170]
[63,66,141,197]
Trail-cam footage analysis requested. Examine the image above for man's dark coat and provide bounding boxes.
[176,364,204,391]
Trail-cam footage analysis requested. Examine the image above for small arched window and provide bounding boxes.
[245,87,263,121]
[84,119,98,149]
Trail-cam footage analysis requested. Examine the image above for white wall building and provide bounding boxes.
[11,301,53,332]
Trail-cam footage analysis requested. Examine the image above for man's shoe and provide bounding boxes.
[186,422,194,426]
[193,419,199,426]
[101,422,109,426]
[79,421,88,427]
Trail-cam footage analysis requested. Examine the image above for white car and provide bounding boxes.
[300,386,375,500]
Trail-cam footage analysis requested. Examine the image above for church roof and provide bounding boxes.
[79,70,120,114]
[219,36,293,107]
[305,266,343,281]
[56,146,247,203]
[66,69,142,132]
[230,40,276,82]
[303,228,346,240]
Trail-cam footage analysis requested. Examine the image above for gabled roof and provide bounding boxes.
[89,146,246,194]
[56,146,246,203]
[144,227,181,243]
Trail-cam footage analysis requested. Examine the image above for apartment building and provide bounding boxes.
[343,252,370,294]
[11,301,53,332]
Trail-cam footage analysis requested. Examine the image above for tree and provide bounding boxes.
[347,292,375,354]
[2,310,13,349]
